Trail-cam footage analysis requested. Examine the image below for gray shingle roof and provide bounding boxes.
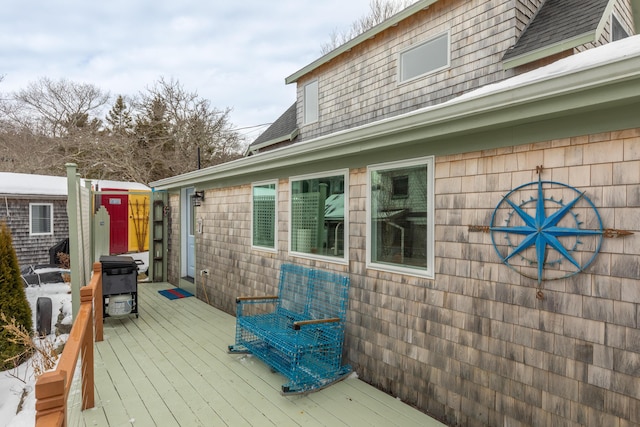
[503,0,609,61]
[248,102,298,151]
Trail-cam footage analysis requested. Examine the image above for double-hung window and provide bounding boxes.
[290,170,347,262]
[30,203,53,235]
[367,157,434,277]
[399,32,450,83]
[252,181,277,250]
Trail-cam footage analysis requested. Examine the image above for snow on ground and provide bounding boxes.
[1,270,72,427]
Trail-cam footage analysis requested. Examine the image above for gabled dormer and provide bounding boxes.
[248,0,637,154]
[504,0,639,73]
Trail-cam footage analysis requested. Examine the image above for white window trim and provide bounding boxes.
[366,156,435,279]
[251,180,278,253]
[288,169,349,265]
[303,79,319,125]
[398,31,450,85]
[29,202,54,236]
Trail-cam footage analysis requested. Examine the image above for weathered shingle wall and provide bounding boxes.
[514,0,545,35]
[0,197,68,268]
[189,127,640,426]
[349,128,640,425]
[296,0,518,141]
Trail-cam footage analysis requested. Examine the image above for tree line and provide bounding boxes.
[0,76,243,184]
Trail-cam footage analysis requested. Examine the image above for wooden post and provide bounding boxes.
[80,286,95,410]
[35,370,66,427]
[92,262,103,342]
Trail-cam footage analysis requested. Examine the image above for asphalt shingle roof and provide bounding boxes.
[248,102,297,150]
[503,0,609,61]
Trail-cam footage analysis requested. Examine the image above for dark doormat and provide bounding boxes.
[158,288,194,300]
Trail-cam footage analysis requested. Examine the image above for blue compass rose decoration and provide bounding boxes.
[489,176,604,284]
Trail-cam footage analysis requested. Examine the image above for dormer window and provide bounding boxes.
[612,14,629,41]
[399,32,449,83]
[303,80,319,124]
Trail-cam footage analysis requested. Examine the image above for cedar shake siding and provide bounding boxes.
[289,0,635,143]
[168,128,640,426]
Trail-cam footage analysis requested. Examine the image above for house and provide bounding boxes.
[150,1,640,425]
[0,172,69,268]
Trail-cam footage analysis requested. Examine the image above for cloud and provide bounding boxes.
[0,0,373,136]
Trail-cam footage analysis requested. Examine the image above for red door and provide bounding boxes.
[101,189,128,254]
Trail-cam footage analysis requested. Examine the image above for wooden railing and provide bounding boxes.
[34,262,103,427]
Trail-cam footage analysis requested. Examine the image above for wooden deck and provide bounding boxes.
[75,281,445,427]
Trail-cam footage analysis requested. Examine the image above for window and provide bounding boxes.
[30,203,53,235]
[303,80,319,124]
[612,14,629,41]
[290,171,347,261]
[368,157,434,277]
[252,181,277,250]
[399,32,449,83]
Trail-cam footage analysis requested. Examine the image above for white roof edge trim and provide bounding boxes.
[151,39,640,190]
[285,0,438,84]
[244,128,299,156]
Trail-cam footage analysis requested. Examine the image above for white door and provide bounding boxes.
[183,188,196,278]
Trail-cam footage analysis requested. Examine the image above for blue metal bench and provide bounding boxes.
[228,264,352,394]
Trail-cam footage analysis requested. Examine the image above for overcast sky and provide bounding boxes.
[0,0,374,141]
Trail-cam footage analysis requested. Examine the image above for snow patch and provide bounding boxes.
[1,279,72,427]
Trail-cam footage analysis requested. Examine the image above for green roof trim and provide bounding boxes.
[503,32,595,70]
[284,0,438,84]
[245,128,299,156]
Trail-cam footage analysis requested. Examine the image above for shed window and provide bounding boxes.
[399,32,449,82]
[30,203,53,235]
[290,171,347,261]
[252,181,277,250]
[368,157,434,277]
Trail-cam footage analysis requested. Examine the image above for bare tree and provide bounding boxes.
[0,76,243,184]
[128,77,241,183]
[9,77,109,138]
[321,0,418,54]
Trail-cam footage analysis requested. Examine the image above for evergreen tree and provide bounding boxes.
[0,221,33,369]
[106,95,134,136]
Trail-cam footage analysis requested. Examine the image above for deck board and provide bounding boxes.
[78,282,445,427]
